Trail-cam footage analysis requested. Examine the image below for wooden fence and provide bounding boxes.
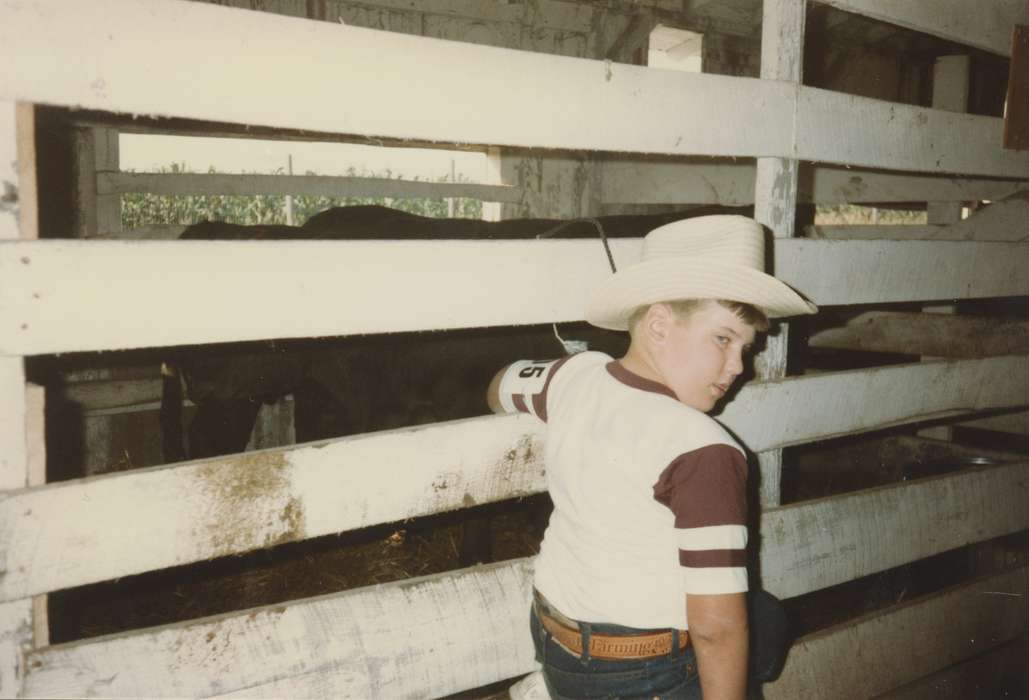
[1,0,1028,697]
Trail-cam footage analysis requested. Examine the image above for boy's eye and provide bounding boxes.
[715,335,730,346]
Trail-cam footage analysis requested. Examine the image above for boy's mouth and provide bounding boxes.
[713,383,729,396]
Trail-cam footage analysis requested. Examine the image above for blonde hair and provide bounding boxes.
[628,299,770,334]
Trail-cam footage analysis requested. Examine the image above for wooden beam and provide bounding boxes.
[0,1,792,161]
[96,223,188,240]
[764,565,1029,699]
[808,312,1029,358]
[2,1,1029,176]
[18,554,1029,699]
[0,99,36,700]
[752,0,805,508]
[774,239,1029,307]
[1,355,1025,601]
[761,459,1029,598]
[1005,25,1029,150]
[948,191,1029,241]
[60,378,165,412]
[794,84,1027,177]
[600,160,1029,206]
[805,225,945,240]
[879,636,1029,699]
[807,194,1029,241]
[22,559,539,700]
[2,238,1027,355]
[97,172,523,203]
[813,0,1029,57]
[25,384,46,649]
[959,409,1029,437]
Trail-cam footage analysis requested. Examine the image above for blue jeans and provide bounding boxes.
[530,604,702,699]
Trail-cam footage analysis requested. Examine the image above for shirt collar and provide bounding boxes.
[605,361,677,400]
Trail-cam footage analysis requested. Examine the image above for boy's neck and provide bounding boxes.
[618,342,665,387]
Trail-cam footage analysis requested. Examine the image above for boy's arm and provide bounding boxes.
[485,358,566,419]
[486,365,510,414]
[686,591,748,700]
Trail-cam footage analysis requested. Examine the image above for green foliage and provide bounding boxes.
[121,164,483,229]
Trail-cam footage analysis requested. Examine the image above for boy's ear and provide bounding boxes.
[641,303,673,345]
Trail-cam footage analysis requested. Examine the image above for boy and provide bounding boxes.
[488,215,816,699]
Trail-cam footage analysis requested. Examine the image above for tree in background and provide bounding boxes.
[121,164,484,230]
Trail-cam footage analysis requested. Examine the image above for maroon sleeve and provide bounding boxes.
[653,444,748,528]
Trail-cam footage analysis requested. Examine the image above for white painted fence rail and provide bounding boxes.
[16,526,1029,698]
[764,565,1029,699]
[3,1,1029,177]
[2,355,1025,602]
[98,172,521,203]
[761,459,1029,598]
[21,559,539,700]
[815,0,1029,57]
[2,239,1027,355]
[601,160,1029,206]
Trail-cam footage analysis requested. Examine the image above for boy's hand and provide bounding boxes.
[486,364,510,414]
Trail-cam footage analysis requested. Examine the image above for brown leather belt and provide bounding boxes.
[535,597,689,660]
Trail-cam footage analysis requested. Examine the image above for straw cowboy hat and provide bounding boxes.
[586,215,817,330]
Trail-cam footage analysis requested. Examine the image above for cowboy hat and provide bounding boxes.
[585,215,817,330]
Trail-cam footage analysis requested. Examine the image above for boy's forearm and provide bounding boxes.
[686,592,749,700]
[691,621,748,700]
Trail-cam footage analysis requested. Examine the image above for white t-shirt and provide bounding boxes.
[499,351,749,630]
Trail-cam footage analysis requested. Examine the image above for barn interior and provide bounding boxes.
[3,0,1029,698]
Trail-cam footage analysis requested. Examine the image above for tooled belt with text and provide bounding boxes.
[537,607,689,660]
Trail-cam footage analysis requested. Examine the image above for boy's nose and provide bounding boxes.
[726,350,744,377]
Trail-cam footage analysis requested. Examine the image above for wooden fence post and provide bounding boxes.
[0,100,42,699]
[921,54,971,442]
[752,0,805,507]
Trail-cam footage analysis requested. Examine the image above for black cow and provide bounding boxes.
[162,205,733,562]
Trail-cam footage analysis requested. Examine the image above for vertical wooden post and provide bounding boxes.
[0,100,42,699]
[752,0,805,508]
[920,55,970,442]
[73,126,120,238]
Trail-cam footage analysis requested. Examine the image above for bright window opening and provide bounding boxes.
[648,25,703,73]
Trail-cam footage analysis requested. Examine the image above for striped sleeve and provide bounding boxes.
[495,356,570,422]
[653,444,749,594]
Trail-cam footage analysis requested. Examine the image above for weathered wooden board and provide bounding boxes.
[0,238,621,354]
[2,355,1026,602]
[960,409,1029,437]
[601,160,1029,206]
[2,238,1027,355]
[0,414,545,601]
[1006,25,1029,150]
[0,100,35,700]
[61,378,165,412]
[2,2,1029,176]
[761,460,1029,599]
[96,224,187,240]
[775,239,1029,307]
[879,636,1029,699]
[19,561,1029,699]
[98,172,522,203]
[808,312,1029,358]
[764,565,1029,699]
[795,85,1028,177]
[804,225,944,240]
[22,559,538,700]
[752,0,805,508]
[0,1,793,161]
[718,355,1029,451]
[947,192,1029,242]
[815,0,1029,57]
